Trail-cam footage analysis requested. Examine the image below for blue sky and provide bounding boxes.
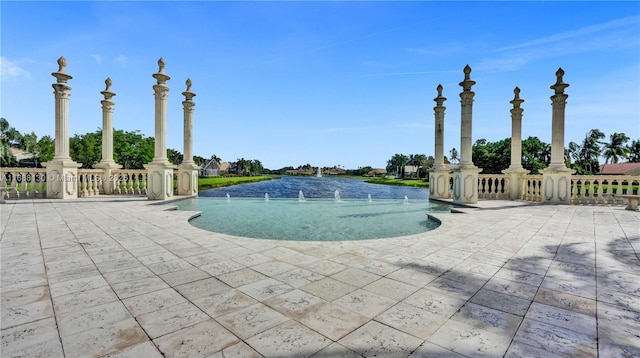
[2,1,639,170]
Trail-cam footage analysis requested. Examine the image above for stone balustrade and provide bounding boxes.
[0,168,47,199]
[111,169,148,195]
[78,169,103,197]
[478,174,510,199]
[570,175,639,205]
[521,175,543,202]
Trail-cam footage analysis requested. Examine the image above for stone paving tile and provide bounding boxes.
[200,259,246,276]
[146,258,194,275]
[0,317,64,358]
[304,259,347,276]
[174,277,230,301]
[153,319,239,357]
[408,342,466,358]
[102,341,163,357]
[386,266,437,287]
[330,267,381,287]
[376,301,447,340]
[208,341,262,358]
[451,302,522,336]
[483,276,539,300]
[274,267,324,288]
[525,302,596,338]
[504,340,566,358]
[469,288,531,317]
[512,318,597,357]
[57,301,132,337]
[60,318,148,357]
[237,277,294,301]
[333,288,397,318]
[301,277,358,301]
[310,342,363,358]
[232,252,274,266]
[158,266,210,286]
[216,302,290,340]
[363,277,420,301]
[122,287,188,316]
[297,301,370,340]
[111,276,170,299]
[251,260,298,276]
[136,302,210,339]
[403,288,467,318]
[428,319,513,358]
[424,276,484,301]
[102,266,158,285]
[217,267,267,288]
[193,288,257,318]
[263,289,324,320]
[338,320,423,358]
[246,320,330,357]
[533,287,597,316]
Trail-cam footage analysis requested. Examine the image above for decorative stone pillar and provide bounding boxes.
[42,57,81,199]
[95,78,121,194]
[177,78,199,196]
[429,84,451,199]
[502,87,529,200]
[541,68,574,204]
[145,58,176,200]
[452,65,481,205]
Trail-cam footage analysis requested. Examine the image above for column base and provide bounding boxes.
[429,168,451,199]
[502,167,529,200]
[452,166,482,205]
[144,163,177,200]
[540,167,575,204]
[42,159,82,199]
[177,163,199,196]
[95,162,122,195]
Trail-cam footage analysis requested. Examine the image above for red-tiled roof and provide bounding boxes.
[600,162,640,175]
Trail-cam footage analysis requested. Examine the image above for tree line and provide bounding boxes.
[386,130,639,177]
[0,118,266,175]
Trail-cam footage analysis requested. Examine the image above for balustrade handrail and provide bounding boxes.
[0,167,48,199]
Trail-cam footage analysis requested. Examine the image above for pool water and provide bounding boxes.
[172,176,447,241]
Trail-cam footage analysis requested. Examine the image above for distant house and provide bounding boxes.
[286,168,315,176]
[200,159,231,177]
[599,163,640,176]
[403,165,419,178]
[10,148,36,166]
[323,167,346,175]
[367,168,387,177]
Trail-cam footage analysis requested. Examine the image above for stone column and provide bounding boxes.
[452,65,481,205]
[502,87,529,200]
[541,68,574,204]
[429,84,451,199]
[178,78,199,196]
[145,58,176,200]
[95,78,121,194]
[42,57,81,199]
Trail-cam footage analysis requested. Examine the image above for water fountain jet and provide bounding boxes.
[298,190,305,202]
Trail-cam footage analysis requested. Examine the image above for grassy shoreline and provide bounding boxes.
[364,177,430,188]
[198,176,274,191]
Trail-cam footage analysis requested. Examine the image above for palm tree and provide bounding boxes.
[449,148,459,164]
[602,132,630,164]
[628,139,640,163]
[386,154,408,177]
[579,129,605,174]
[0,118,23,166]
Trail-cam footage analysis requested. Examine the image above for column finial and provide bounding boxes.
[153,57,170,84]
[434,84,447,106]
[510,86,524,108]
[550,67,569,94]
[52,56,73,83]
[101,77,116,100]
[182,78,196,101]
[459,65,476,91]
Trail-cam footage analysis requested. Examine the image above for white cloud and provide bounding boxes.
[114,55,128,67]
[0,56,31,80]
[90,54,102,64]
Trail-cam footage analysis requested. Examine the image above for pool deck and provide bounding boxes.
[1,197,639,357]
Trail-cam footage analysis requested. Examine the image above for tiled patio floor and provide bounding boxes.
[1,197,638,357]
